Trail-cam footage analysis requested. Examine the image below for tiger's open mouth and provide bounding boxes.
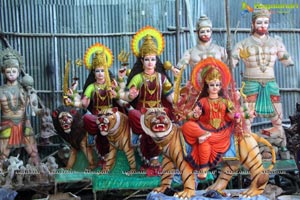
[151,123,167,132]
[61,123,72,133]
[99,123,109,132]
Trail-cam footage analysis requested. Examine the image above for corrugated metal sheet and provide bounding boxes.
[1,0,300,133]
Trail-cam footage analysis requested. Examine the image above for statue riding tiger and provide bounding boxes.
[140,107,276,199]
[96,107,136,174]
[52,105,96,170]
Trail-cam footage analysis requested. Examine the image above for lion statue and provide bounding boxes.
[140,107,276,199]
[52,105,96,170]
[96,107,136,174]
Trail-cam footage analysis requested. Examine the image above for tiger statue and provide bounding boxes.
[140,107,276,199]
[96,107,136,174]
[52,105,96,170]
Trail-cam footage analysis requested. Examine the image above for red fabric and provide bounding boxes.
[83,114,99,135]
[182,97,234,168]
[1,120,24,148]
[128,109,161,160]
[128,72,174,161]
[128,109,143,134]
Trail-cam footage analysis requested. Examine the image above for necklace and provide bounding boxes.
[4,85,22,113]
[143,73,157,95]
[208,98,222,129]
[94,83,107,101]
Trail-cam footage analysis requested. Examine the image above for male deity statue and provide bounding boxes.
[0,48,41,169]
[174,15,227,74]
[232,9,294,156]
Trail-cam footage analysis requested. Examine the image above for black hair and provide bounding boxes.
[125,56,172,108]
[126,56,172,86]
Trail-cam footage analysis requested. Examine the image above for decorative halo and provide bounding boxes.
[191,57,231,91]
[83,43,114,70]
[131,25,165,57]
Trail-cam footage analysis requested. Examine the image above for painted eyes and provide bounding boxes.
[144,58,156,62]
[95,69,104,73]
[209,83,221,87]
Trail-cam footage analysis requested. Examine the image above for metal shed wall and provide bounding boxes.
[1,0,299,132]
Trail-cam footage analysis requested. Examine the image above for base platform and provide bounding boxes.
[54,150,214,192]
[146,190,270,200]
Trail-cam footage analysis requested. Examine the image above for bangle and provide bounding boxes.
[234,112,240,119]
[186,115,190,120]
[118,77,124,83]
[128,93,133,101]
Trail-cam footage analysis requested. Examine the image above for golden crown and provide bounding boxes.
[204,68,222,83]
[139,35,158,57]
[131,26,164,57]
[92,51,107,69]
[83,43,113,70]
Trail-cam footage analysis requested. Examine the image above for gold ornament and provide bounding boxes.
[92,51,107,69]
[139,35,158,57]
[118,50,130,66]
[83,43,113,70]
[163,61,172,70]
[131,26,164,57]
[204,68,221,84]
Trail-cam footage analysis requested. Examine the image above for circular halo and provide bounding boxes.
[83,43,114,70]
[191,57,231,91]
[131,25,165,57]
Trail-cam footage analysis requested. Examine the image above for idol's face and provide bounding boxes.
[253,17,269,36]
[142,54,157,71]
[94,66,105,80]
[198,27,212,42]
[207,80,221,95]
[5,67,19,82]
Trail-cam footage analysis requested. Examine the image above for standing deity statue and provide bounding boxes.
[232,9,294,157]
[0,48,41,169]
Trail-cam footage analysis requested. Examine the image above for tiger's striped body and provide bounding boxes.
[96,108,136,173]
[141,107,276,198]
[141,107,195,198]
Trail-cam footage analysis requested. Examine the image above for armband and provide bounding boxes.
[115,92,120,100]
[244,112,250,119]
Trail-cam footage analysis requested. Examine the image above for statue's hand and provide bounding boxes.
[129,87,139,100]
[118,67,127,79]
[172,67,180,77]
[108,88,118,99]
[63,95,74,106]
